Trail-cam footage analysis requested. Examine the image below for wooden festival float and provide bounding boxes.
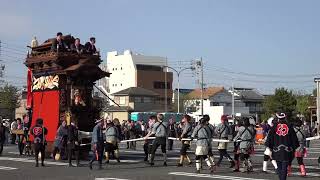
[25,35,110,154]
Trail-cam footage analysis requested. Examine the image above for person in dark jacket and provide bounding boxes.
[168,117,177,151]
[89,119,105,170]
[31,118,48,167]
[70,38,84,54]
[84,37,97,54]
[67,121,79,167]
[52,121,68,160]
[0,119,6,156]
[51,32,68,51]
[265,113,299,180]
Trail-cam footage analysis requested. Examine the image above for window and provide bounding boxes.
[144,97,152,103]
[136,64,162,71]
[135,97,142,103]
[119,97,126,105]
[153,81,171,89]
[120,84,122,86]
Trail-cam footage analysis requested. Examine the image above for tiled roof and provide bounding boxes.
[112,87,159,97]
[235,90,264,101]
[187,87,224,99]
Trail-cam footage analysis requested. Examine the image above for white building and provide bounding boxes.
[104,50,173,109]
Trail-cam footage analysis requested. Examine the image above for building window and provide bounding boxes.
[120,84,122,86]
[135,97,142,103]
[144,97,152,103]
[136,64,162,71]
[119,97,126,105]
[153,81,171,89]
[121,67,123,70]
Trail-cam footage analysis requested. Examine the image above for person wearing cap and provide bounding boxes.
[67,120,80,167]
[144,113,168,166]
[215,115,235,168]
[265,113,299,180]
[30,118,48,167]
[192,118,215,174]
[85,37,97,54]
[51,32,68,51]
[203,115,216,167]
[177,114,193,167]
[104,119,120,164]
[89,119,105,170]
[233,117,255,173]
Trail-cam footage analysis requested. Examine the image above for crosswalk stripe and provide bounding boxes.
[263,170,320,177]
[95,178,130,180]
[0,166,18,170]
[169,172,269,180]
[0,157,68,166]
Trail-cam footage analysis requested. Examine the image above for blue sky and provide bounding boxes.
[0,0,319,94]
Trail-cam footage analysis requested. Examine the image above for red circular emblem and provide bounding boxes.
[33,127,43,136]
[276,124,289,136]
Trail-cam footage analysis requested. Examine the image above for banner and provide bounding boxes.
[26,68,33,109]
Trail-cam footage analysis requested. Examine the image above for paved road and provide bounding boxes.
[0,140,320,180]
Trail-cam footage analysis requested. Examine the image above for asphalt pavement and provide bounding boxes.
[0,140,320,180]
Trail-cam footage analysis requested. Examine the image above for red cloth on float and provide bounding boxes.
[30,91,60,142]
[26,68,33,109]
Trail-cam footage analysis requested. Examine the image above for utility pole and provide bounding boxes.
[195,58,204,117]
[164,58,168,112]
[231,82,235,123]
[200,57,204,117]
[315,78,320,136]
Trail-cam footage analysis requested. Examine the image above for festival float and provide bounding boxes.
[24,35,111,153]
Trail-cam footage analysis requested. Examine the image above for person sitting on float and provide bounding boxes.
[51,32,68,52]
[70,38,84,54]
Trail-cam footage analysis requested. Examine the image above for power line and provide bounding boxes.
[204,66,319,78]
[1,49,26,56]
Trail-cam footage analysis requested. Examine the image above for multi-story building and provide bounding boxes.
[105,50,173,111]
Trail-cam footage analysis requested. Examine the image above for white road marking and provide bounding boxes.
[169,172,269,180]
[0,166,18,170]
[264,170,320,177]
[95,178,130,180]
[0,157,68,166]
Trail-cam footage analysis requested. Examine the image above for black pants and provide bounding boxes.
[277,161,289,180]
[168,137,174,150]
[11,134,16,144]
[217,149,232,164]
[180,143,190,156]
[17,135,24,155]
[68,146,79,165]
[34,143,45,165]
[0,141,4,155]
[150,137,166,162]
[90,144,104,166]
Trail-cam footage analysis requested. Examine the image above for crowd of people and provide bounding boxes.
[0,112,319,180]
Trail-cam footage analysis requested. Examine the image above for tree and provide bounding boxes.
[262,88,297,121]
[0,84,20,117]
[295,95,312,120]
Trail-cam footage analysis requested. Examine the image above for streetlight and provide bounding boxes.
[314,78,320,136]
[165,65,195,113]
